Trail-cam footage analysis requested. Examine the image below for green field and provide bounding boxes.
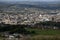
[27,28,60,35]
[26,28,60,40]
[0,28,60,40]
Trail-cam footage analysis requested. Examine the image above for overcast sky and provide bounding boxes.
[0,0,60,2]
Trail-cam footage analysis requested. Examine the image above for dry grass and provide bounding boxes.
[0,35,60,40]
[26,35,60,40]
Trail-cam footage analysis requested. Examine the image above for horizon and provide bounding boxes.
[0,0,60,2]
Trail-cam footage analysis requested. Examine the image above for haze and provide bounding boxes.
[0,0,60,2]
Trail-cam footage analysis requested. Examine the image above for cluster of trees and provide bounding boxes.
[37,21,60,27]
[0,23,35,35]
[0,21,60,35]
[34,21,60,29]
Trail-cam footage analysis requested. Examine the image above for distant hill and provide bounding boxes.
[0,1,60,10]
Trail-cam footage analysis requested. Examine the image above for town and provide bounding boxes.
[0,6,60,25]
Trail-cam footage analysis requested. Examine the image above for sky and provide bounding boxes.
[0,0,60,2]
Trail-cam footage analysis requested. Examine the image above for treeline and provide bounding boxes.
[34,21,60,29]
[0,21,60,34]
[35,21,60,27]
[0,23,35,34]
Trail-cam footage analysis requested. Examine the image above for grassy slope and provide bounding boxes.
[26,28,60,40]
[27,28,60,35]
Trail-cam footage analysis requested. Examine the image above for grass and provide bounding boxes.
[27,28,60,35]
[26,35,60,40]
[29,36,60,40]
[25,28,60,40]
[0,28,60,40]
[0,37,4,40]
